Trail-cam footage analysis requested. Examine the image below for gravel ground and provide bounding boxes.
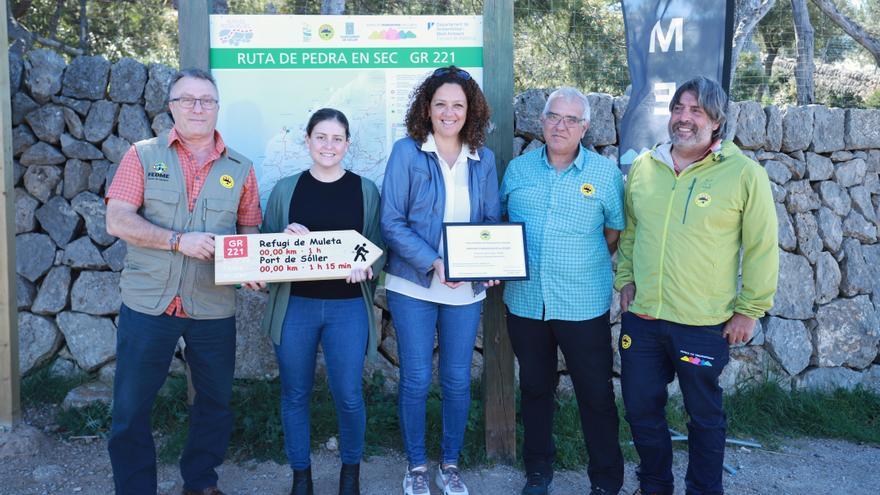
[2,406,879,494]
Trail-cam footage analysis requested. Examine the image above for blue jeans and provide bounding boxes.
[619,312,730,495]
[386,290,483,468]
[108,304,236,494]
[274,295,369,469]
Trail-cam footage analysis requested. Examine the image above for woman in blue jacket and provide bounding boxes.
[380,66,500,495]
[262,108,384,495]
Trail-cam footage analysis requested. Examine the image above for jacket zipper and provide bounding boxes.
[682,178,696,224]
[656,175,677,318]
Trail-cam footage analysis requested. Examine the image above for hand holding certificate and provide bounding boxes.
[442,223,529,282]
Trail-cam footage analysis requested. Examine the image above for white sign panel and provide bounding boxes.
[209,15,484,205]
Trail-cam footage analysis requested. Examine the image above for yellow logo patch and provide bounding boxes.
[480,230,491,240]
[621,334,632,350]
[220,175,234,189]
[580,183,595,196]
[695,192,712,207]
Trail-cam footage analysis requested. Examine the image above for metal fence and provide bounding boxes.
[20,0,880,106]
[243,0,880,107]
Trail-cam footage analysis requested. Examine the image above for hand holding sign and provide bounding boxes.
[214,231,382,285]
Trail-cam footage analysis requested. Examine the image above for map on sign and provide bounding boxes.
[210,15,484,206]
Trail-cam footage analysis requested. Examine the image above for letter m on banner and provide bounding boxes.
[618,0,734,171]
[649,18,683,53]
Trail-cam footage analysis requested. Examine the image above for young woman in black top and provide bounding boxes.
[262,108,383,495]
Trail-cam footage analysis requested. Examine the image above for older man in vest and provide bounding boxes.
[105,68,262,495]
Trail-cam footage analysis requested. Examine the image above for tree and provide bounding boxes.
[8,0,178,64]
[810,0,880,66]
[731,0,777,85]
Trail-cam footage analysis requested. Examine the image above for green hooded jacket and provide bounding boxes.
[615,140,779,326]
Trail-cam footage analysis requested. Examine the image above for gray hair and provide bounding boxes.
[543,87,591,123]
[168,68,218,99]
[669,77,728,141]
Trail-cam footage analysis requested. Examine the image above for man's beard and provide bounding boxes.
[669,122,712,147]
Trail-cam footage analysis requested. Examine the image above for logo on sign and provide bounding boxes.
[319,24,334,40]
[224,236,248,258]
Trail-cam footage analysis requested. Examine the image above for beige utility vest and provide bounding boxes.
[119,132,251,319]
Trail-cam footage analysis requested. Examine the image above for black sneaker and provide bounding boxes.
[521,471,553,495]
[590,487,616,495]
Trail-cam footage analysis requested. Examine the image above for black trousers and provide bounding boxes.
[507,309,624,492]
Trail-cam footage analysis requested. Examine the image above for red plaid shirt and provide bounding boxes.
[106,128,262,317]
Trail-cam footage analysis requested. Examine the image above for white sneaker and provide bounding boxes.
[403,467,430,495]
[436,464,469,495]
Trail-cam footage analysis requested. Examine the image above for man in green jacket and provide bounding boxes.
[615,77,778,495]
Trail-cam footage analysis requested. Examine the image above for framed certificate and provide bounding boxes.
[442,222,529,282]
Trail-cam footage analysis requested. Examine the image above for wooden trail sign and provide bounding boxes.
[214,231,382,285]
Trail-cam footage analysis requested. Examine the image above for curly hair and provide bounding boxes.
[404,66,491,151]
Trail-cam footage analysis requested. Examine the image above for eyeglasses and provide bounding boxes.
[542,112,585,128]
[432,67,472,81]
[170,97,219,110]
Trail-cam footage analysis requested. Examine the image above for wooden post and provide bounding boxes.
[178,0,212,405]
[179,0,212,71]
[481,0,516,463]
[0,0,22,428]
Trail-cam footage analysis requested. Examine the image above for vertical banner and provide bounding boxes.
[209,15,483,205]
[618,0,734,170]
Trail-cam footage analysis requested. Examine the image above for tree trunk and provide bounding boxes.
[811,0,880,66]
[78,0,87,53]
[321,0,345,15]
[758,46,779,101]
[47,0,64,40]
[791,0,814,105]
[731,0,777,84]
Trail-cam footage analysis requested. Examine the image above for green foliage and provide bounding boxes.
[817,88,865,109]
[514,0,627,94]
[724,381,880,445]
[864,89,880,108]
[13,0,178,65]
[730,52,768,103]
[30,367,880,470]
[21,359,89,406]
[56,402,113,437]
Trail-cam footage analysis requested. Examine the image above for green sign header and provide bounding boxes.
[211,47,483,69]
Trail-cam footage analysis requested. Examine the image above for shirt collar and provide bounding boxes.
[541,144,586,171]
[167,127,227,157]
[421,133,480,162]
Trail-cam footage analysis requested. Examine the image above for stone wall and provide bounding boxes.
[774,58,880,101]
[8,48,880,406]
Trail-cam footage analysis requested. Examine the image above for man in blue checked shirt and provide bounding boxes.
[501,87,625,495]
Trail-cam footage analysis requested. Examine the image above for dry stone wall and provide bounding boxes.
[8,47,880,404]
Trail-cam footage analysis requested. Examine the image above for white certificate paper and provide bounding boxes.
[442,223,529,282]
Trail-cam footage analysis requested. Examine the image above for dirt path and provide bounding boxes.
[2,407,878,494]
